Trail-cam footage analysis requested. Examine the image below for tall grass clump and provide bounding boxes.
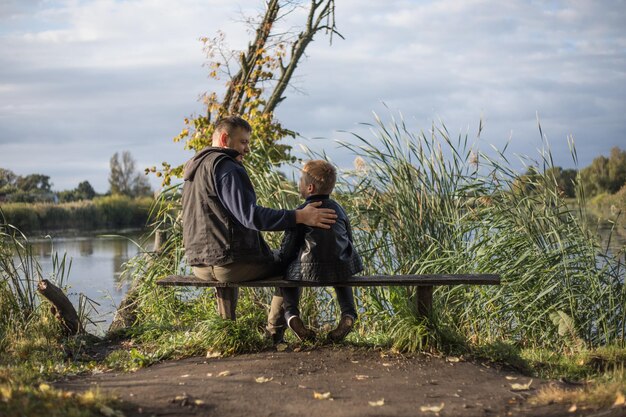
[0,222,64,363]
[334,113,625,353]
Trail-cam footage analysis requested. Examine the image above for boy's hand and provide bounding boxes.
[296,201,337,229]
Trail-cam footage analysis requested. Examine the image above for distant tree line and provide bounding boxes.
[0,151,152,204]
[514,146,626,199]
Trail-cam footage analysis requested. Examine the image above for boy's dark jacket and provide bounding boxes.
[279,194,363,282]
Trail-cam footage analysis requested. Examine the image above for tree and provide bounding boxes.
[58,180,97,203]
[0,168,18,196]
[607,147,626,193]
[109,151,152,197]
[151,0,341,185]
[580,155,610,197]
[0,168,17,189]
[76,181,96,200]
[545,167,578,198]
[16,174,51,193]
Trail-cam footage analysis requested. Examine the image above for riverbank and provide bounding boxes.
[0,195,153,233]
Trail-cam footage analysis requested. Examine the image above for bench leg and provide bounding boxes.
[216,287,238,320]
[413,285,433,318]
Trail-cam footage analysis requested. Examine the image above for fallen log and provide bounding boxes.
[37,279,83,335]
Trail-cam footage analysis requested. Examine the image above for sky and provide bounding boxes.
[0,0,625,193]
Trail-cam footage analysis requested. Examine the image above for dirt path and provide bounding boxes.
[56,346,621,417]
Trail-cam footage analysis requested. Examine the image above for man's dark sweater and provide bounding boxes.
[214,157,296,231]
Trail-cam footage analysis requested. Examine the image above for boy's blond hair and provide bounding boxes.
[302,160,337,195]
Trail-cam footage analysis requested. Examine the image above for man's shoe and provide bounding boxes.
[327,315,354,343]
[288,316,316,342]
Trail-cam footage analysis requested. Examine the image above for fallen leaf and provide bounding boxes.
[276,343,288,352]
[420,402,445,413]
[206,351,221,358]
[350,360,359,363]
[217,371,231,377]
[505,376,518,380]
[568,404,577,413]
[382,362,392,367]
[313,391,332,400]
[355,375,370,380]
[298,385,307,389]
[614,392,625,407]
[174,394,188,402]
[255,376,273,383]
[0,386,13,400]
[38,383,51,392]
[206,373,213,377]
[446,356,460,363]
[510,380,533,391]
[180,374,190,378]
[293,347,302,352]
[194,399,205,406]
[369,398,385,407]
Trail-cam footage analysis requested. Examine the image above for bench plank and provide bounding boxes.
[157,274,500,288]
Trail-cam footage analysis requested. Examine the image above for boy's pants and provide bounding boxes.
[192,262,286,336]
[281,286,357,323]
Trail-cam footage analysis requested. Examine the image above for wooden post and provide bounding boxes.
[412,285,433,319]
[37,279,83,335]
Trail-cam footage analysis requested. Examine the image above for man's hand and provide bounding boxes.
[295,201,337,229]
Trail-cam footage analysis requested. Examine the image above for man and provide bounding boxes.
[181,116,336,342]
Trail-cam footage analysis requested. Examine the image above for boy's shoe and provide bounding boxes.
[288,316,316,342]
[327,315,355,343]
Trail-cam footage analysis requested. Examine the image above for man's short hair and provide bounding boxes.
[214,116,252,135]
[302,160,337,195]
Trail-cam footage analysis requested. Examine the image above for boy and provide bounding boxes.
[278,160,363,342]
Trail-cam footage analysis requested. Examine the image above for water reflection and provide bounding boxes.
[27,232,152,334]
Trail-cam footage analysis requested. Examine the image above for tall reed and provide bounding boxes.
[335,114,624,351]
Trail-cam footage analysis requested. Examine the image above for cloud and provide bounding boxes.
[0,0,625,191]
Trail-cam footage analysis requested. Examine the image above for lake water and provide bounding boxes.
[27,231,152,334]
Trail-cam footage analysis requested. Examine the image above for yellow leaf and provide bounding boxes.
[510,379,533,391]
[446,356,460,363]
[255,377,273,383]
[39,383,51,392]
[505,376,518,380]
[368,398,385,407]
[194,399,205,406]
[313,391,332,400]
[217,371,231,377]
[180,374,190,378]
[206,350,221,358]
[276,343,288,352]
[614,392,625,407]
[0,386,13,400]
[355,375,370,380]
[568,404,577,413]
[81,390,97,402]
[420,402,445,413]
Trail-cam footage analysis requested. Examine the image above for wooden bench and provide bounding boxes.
[157,274,501,319]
